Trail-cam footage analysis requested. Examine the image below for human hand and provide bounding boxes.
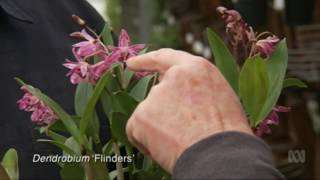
[126,49,253,173]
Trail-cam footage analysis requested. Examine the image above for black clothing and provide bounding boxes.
[173,131,284,179]
[0,0,104,179]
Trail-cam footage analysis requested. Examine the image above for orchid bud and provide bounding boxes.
[72,15,86,26]
[216,6,227,14]
[254,35,279,57]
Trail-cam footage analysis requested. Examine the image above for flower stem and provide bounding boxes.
[112,139,124,180]
[126,145,134,179]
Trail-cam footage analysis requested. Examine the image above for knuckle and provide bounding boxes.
[188,58,218,74]
[195,58,212,69]
[167,66,187,76]
[150,48,174,61]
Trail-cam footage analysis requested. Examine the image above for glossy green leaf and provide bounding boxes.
[1,148,19,180]
[75,82,94,116]
[130,75,153,102]
[239,56,270,126]
[101,23,114,45]
[80,72,112,134]
[207,29,239,94]
[283,78,307,89]
[14,78,83,144]
[256,40,288,126]
[110,112,130,146]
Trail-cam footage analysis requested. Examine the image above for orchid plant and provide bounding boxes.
[1,7,306,180]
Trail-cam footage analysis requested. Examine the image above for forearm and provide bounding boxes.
[173,131,284,180]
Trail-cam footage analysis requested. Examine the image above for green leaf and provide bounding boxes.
[60,163,85,180]
[37,139,78,156]
[75,82,94,116]
[207,29,239,94]
[239,56,270,126]
[100,90,139,120]
[113,92,139,115]
[101,23,114,45]
[123,68,135,89]
[64,137,81,155]
[142,156,153,171]
[74,83,101,138]
[46,129,67,143]
[130,75,153,102]
[85,152,110,180]
[139,48,148,55]
[102,141,114,155]
[283,78,307,89]
[100,90,114,119]
[1,148,19,180]
[80,72,112,134]
[15,79,83,144]
[46,116,80,134]
[256,40,288,125]
[0,165,10,180]
[110,112,130,147]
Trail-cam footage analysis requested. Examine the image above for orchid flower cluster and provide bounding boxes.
[64,15,145,85]
[217,7,287,136]
[15,15,168,180]
[13,7,306,180]
[18,16,147,126]
[17,86,57,125]
[213,7,305,137]
[217,7,279,59]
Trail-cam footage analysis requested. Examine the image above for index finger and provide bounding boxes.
[126,48,199,75]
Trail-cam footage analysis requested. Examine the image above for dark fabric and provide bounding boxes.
[173,131,285,180]
[0,0,104,179]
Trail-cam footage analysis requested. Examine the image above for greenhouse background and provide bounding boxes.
[86,0,320,179]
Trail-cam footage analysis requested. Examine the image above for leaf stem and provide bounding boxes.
[126,145,134,178]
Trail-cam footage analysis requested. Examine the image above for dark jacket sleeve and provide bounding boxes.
[172,131,284,180]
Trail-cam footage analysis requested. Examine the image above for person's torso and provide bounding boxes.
[0,0,104,179]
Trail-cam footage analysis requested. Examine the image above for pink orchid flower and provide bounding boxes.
[63,59,97,84]
[254,35,279,58]
[17,87,57,125]
[71,29,104,60]
[217,6,251,44]
[30,104,57,125]
[92,51,122,78]
[112,29,145,61]
[255,105,290,137]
